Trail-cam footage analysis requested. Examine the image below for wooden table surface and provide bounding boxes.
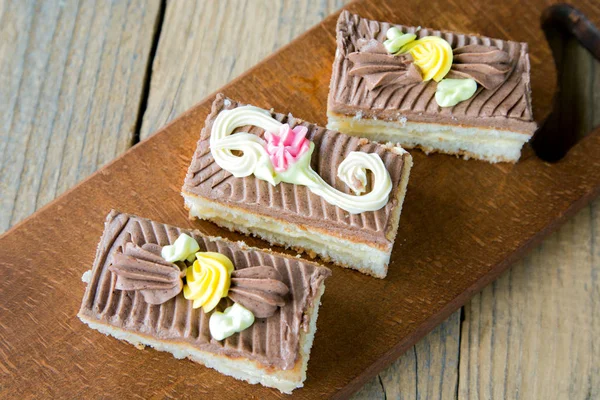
[1,1,599,398]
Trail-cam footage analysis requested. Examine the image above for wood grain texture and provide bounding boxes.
[139,0,348,140]
[1,0,600,399]
[459,201,600,399]
[0,0,161,232]
[458,42,600,400]
[567,38,600,141]
[379,311,460,400]
[4,90,599,398]
[354,311,460,400]
[354,311,461,400]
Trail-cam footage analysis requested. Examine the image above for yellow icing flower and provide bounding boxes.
[183,252,234,313]
[400,36,453,82]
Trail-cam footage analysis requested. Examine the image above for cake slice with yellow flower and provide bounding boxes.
[327,10,537,163]
[78,210,331,393]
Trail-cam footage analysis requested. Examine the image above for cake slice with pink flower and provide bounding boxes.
[264,124,311,172]
[181,94,412,278]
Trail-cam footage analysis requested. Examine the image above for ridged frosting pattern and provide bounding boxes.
[229,266,290,318]
[109,242,184,305]
[182,94,410,250]
[79,211,331,370]
[329,11,536,133]
[447,44,513,90]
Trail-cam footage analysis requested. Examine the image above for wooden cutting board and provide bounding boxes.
[2,0,600,398]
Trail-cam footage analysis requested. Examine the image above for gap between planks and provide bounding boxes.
[131,0,167,146]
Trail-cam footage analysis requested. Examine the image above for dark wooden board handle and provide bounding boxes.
[532,4,600,162]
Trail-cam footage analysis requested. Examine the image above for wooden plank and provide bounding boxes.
[3,90,598,398]
[0,0,462,395]
[354,311,461,400]
[139,0,348,140]
[0,0,162,233]
[459,200,600,399]
[379,311,460,400]
[1,0,600,399]
[458,41,600,400]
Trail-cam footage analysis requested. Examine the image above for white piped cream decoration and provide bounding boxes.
[210,106,393,214]
[209,302,255,341]
[161,233,200,263]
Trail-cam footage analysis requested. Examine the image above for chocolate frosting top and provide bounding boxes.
[79,211,331,370]
[182,94,411,251]
[328,11,537,134]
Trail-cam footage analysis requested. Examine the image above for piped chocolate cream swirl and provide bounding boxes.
[348,39,422,90]
[228,266,290,318]
[109,242,184,305]
[446,44,513,90]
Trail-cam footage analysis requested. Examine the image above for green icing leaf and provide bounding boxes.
[435,78,478,107]
[383,27,416,55]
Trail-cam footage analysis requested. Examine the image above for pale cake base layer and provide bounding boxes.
[78,284,326,394]
[327,113,531,163]
[183,196,389,277]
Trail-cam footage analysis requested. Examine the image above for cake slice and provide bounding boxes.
[78,210,331,394]
[181,94,413,278]
[327,10,537,163]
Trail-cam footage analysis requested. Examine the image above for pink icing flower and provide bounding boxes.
[264,124,311,172]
